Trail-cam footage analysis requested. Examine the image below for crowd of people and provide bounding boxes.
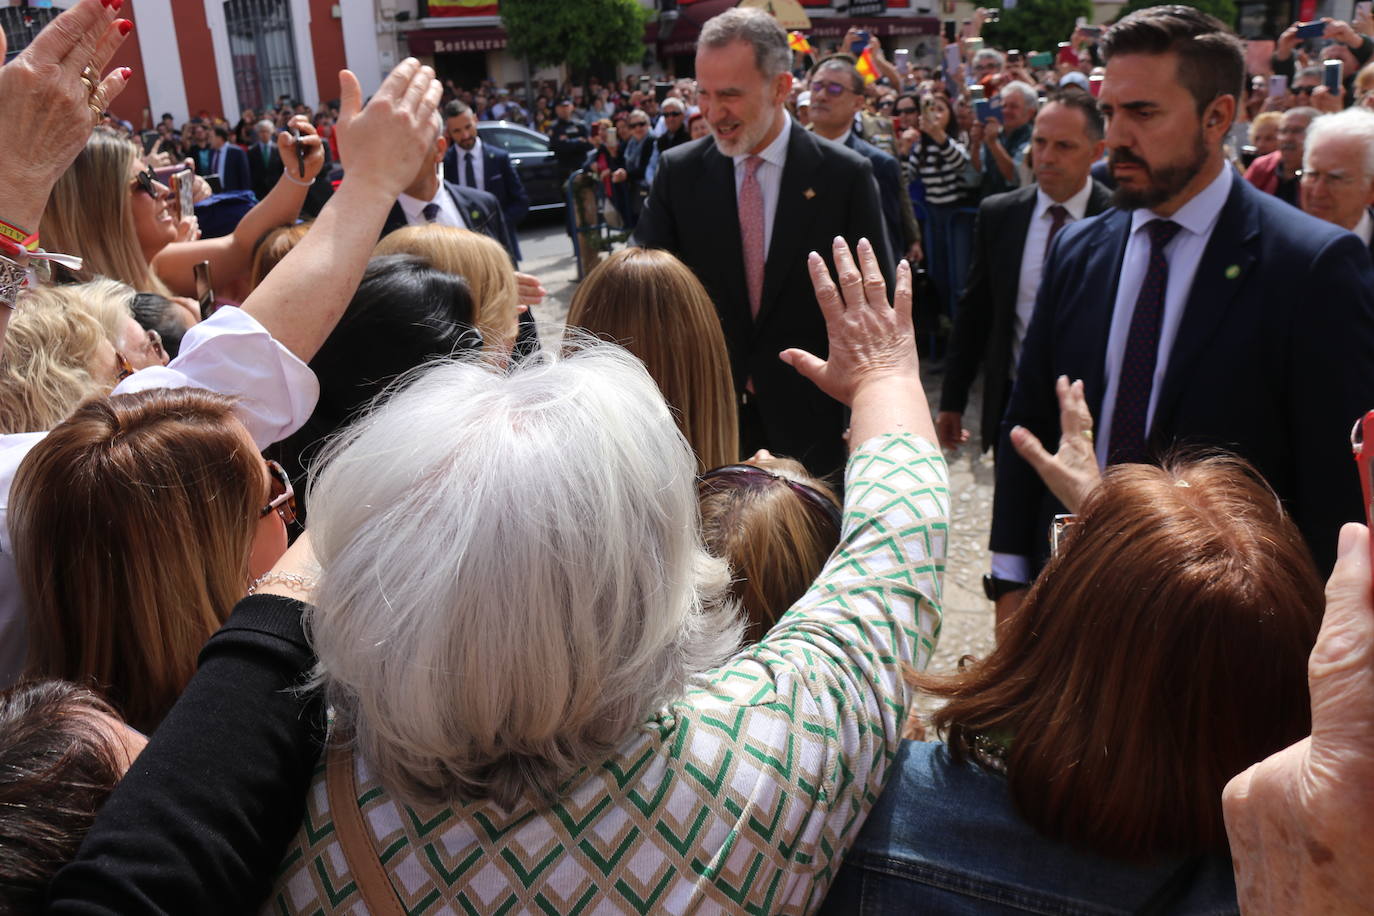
[0,0,1370,913]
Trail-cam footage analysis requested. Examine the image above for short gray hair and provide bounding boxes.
[1000,80,1039,109]
[306,341,743,810]
[255,119,274,132]
[1304,106,1374,177]
[973,48,1006,70]
[698,8,791,78]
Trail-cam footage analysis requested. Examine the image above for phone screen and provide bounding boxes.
[194,260,217,321]
[1324,59,1343,93]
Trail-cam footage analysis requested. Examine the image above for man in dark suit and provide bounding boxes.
[442,100,529,262]
[380,132,511,259]
[988,6,1374,624]
[1298,106,1374,252]
[938,91,1112,453]
[249,120,283,200]
[206,125,251,193]
[805,55,920,265]
[635,7,892,479]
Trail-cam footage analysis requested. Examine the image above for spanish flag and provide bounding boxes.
[787,31,813,56]
[856,46,878,84]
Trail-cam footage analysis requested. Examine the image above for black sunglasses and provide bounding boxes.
[131,166,160,197]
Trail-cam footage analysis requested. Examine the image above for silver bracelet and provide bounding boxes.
[281,170,314,188]
[247,571,318,595]
[0,250,25,311]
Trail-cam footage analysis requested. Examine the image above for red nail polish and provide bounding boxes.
[101,0,113,7]
[117,18,132,35]
[119,67,132,80]
[109,0,123,11]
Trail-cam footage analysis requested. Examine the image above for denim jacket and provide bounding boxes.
[819,741,1240,915]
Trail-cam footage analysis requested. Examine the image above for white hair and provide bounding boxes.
[973,48,1005,70]
[1304,106,1374,176]
[1000,79,1039,109]
[254,119,274,132]
[305,341,743,809]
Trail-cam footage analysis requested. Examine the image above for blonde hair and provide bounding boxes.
[72,277,138,347]
[698,455,840,641]
[1249,110,1281,143]
[250,222,312,290]
[41,129,171,295]
[1357,61,1374,97]
[567,247,739,471]
[0,287,112,434]
[373,225,519,355]
[13,389,262,732]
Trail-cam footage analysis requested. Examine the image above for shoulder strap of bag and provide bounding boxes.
[325,745,408,916]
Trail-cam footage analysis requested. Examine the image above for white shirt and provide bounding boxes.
[992,164,1233,585]
[1355,208,1373,247]
[1011,177,1095,374]
[732,115,790,263]
[398,181,467,230]
[453,138,486,191]
[0,306,318,686]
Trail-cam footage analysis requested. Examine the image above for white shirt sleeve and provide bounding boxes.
[991,552,1031,584]
[113,306,319,449]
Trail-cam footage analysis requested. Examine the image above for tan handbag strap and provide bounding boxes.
[325,745,407,916]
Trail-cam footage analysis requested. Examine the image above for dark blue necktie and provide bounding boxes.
[422,203,440,223]
[1107,219,1182,464]
[465,151,477,189]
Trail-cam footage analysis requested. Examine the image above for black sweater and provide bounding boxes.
[45,595,325,915]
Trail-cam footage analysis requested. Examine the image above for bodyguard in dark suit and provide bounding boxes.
[208,126,251,193]
[249,121,284,201]
[938,92,1111,453]
[379,135,512,260]
[442,100,529,262]
[989,7,1374,623]
[635,8,892,478]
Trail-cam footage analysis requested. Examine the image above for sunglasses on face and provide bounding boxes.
[665,111,684,117]
[261,458,297,524]
[131,166,161,198]
[630,121,649,127]
[808,80,852,97]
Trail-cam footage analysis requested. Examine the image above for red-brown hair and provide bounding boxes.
[916,455,1322,858]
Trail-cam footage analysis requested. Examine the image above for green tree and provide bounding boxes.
[1115,0,1238,26]
[982,0,1092,55]
[500,0,651,73]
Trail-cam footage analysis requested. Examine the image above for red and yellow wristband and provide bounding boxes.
[0,218,38,254]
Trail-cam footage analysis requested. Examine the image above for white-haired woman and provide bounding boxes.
[49,239,947,915]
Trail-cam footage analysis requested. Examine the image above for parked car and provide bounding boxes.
[477,121,564,212]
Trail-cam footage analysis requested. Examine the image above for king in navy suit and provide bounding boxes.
[442,100,529,263]
[990,6,1374,613]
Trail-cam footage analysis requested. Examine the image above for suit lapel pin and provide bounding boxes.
[1225,264,1240,280]
[470,209,481,222]
[803,188,816,200]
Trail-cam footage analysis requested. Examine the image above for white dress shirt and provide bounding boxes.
[732,116,790,263]
[992,163,1233,585]
[0,306,318,686]
[454,138,486,191]
[398,181,467,229]
[1354,208,1373,247]
[1011,177,1095,374]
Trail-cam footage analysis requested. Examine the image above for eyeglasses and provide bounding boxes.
[142,328,166,363]
[808,80,853,97]
[1050,513,1078,557]
[1294,85,1316,96]
[664,110,684,117]
[261,458,297,524]
[114,351,134,382]
[698,463,842,532]
[878,100,894,109]
[1298,168,1363,187]
[131,166,161,198]
[629,120,649,127]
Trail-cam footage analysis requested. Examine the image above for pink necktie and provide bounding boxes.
[739,155,765,319]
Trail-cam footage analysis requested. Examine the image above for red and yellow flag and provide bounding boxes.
[856,46,878,84]
[428,0,499,17]
[787,31,813,55]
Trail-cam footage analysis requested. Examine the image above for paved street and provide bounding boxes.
[515,215,997,689]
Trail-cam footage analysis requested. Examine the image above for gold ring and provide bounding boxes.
[88,102,104,126]
[1081,429,1094,442]
[80,65,100,96]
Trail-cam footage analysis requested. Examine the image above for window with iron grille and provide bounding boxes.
[224,0,301,113]
[1,7,62,62]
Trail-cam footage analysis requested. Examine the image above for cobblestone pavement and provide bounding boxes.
[518,217,998,700]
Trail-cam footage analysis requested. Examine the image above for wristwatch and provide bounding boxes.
[982,573,1027,601]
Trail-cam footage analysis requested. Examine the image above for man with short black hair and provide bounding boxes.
[442,99,529,261]
[548,97,592,175]
[207,124,251,193]
[989,4,1374,623]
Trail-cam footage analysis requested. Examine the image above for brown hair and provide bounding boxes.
[1101,5,1245,117]
[699,454,839,641]
[915,456,1322,858]
[12,389,263,732]
[41,128,172,295]
[373,225,519,356]
[0,680,127,911]
[568,247,738,472]
[249,221,312,290]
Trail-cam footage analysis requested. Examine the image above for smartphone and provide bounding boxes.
[1324,58,1343,93]
[1268,73,1289,97]
[850,30,869,56]
[895,49,910,75]
[1028,51,1053,68]
[970,85,986,102]
[140,130,159,154]
[1352,410,1374,566]
[921,94,935,116]
[1296,20,1326,38]
[194,260,217,321]
[975,97,1003,123]
[944,43,963,76]
[965,36,984,57]
[1007,49,1022,64]
[290,126,307,178]
[943,20,957,42]
[1089,73,1104,97]
[169,169,194,223]
[1079,24,1103,39]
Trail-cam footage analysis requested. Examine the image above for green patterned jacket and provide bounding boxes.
[267,433,948,915]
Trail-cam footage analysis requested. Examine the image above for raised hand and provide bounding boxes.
[1009,375,1101,513]
[333,59,443,202]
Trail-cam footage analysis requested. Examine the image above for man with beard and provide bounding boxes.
[1243,106,1317,207]
[984,4,1374,625]
[442,99,529,261]
[635,6,890,478]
